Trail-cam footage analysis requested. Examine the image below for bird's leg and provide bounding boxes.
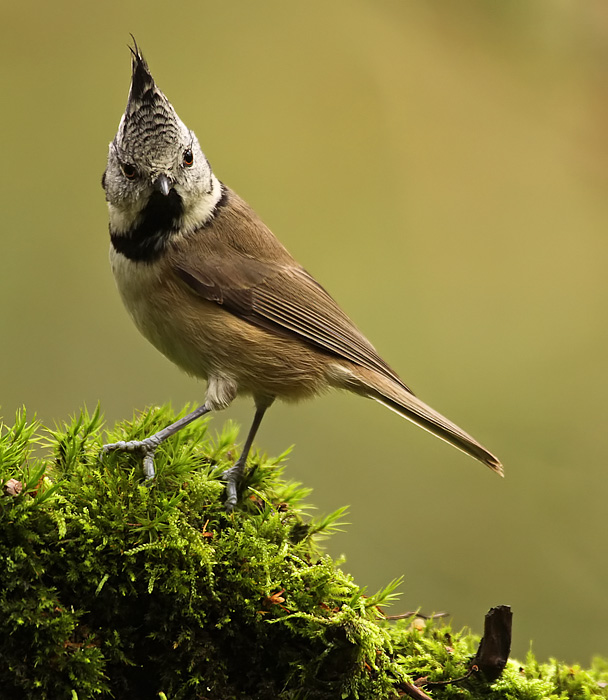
[224,402,270,511]
[102,404,212,480]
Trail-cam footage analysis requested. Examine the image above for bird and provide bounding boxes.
[101,41,502,510]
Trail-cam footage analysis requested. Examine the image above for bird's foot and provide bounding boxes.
[223,461,246,512]
[101,436,161,480]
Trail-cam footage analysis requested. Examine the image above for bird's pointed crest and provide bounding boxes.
[116,38,185,166]
[126,37,163,115]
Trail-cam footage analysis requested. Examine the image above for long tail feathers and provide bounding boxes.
[369,378,503,476]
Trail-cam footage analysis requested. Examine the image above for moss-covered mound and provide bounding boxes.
[0,406,607,699]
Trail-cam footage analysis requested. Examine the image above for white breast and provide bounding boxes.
[109,246,213,381]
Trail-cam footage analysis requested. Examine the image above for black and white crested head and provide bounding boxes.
[118,45,183,172]
[103,40,223,260]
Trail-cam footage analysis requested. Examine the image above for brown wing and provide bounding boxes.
[174,252,412,393]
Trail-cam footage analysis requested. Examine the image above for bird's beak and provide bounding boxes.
[153,173,172,196]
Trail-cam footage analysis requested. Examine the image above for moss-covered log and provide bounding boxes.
[0,407,606,699]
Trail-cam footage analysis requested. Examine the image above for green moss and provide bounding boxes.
[0,406,606,699]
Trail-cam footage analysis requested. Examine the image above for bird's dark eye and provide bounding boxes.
[122,163,137,179]
[183,148,194,167]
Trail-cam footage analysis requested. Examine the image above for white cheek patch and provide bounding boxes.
[108,196,147,235]
[180,174,223,233]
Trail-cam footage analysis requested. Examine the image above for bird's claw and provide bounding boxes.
[223,463,244,512]
[101,437,160,480]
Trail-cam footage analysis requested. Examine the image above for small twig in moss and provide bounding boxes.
[417,665,477,688]
[385,610,448,621]
[398,681,433,699]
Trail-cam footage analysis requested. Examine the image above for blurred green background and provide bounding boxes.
[2,0,608,664]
